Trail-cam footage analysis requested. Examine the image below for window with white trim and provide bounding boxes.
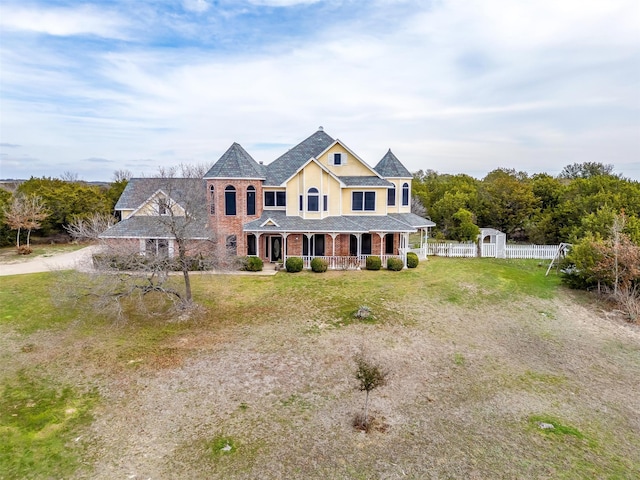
[402,182,410,206]
[264,191,286,207]
[352,191,376,211]
[330,152,345,166]
[209,185,215,215]
[307,187,319,212]
[225,185,236,215]
[387,186,396,206]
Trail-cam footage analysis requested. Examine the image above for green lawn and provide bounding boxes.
[0,258,638,479]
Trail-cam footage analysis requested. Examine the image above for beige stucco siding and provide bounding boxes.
[319,144,375,177]
[385,178,413,214]
[341,187,388,215]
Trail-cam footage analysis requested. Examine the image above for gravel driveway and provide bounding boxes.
[0,245,101,276]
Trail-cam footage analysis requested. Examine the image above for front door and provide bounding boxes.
[314,234,325,256]
[270,236,282,262]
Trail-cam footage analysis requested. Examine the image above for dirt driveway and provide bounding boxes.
[0,245,101,276]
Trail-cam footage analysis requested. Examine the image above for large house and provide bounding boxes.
[100,128,435,268]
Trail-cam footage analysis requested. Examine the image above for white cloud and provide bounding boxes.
[182,0,211,13]
[0,0,638,180]
[0,4,129,38]
[246,0,321,6]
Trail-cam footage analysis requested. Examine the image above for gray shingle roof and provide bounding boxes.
[374,149,412,178]
[389,213,436,228]
[243,211,421,233]
[339,176,394,187]
[114,178,206,213]
[204,142,266,179]
[264,129,335,186]
[100,216,211,239]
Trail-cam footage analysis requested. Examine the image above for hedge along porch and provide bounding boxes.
[243,210,427,269]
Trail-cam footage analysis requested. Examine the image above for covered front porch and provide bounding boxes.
[243,211,434,270]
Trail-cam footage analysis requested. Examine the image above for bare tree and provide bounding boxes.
[64,212,117,241]
[411,195,427,218]
[73,165,234,318]
[112,169,132,183]
[3,194,49,252]
[60,171,80,182]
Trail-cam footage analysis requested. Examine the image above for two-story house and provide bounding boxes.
[101,128,435,268]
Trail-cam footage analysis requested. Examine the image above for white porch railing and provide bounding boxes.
[297,254,405,270]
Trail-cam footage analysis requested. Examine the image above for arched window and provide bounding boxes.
[402,182,409,206]
[246,185,256,216]
[226,235,237,254]
[225,185,236,215]
[209,185,215,215]
[307,187,319,212]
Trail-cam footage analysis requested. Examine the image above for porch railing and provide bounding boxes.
[294,254,406,270]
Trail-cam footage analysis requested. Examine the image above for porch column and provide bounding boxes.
[256,233,261,259]
[282,233,289,263]
[329,233,338,256]
[376,232,385,255]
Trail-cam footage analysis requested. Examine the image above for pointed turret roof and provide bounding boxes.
[204,142,266,179]
[374,149,412,178]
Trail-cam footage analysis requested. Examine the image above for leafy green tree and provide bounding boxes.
[478,169,539,240]
[354,353,388,430]
[559,162,616,179]
[451,208,480,242]
[17,177,110,235]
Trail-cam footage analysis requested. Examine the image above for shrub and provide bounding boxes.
[387,257,404,271]
[242,256,263,272]
[285,256,303,273]
[310,257,328,273]
[406,252,419,268]
[365,256,381,271]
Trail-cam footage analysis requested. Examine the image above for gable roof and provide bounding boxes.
[264,128,335,186]
[374,149,412,178]
[114,178,205,212]
[204,142,266,179]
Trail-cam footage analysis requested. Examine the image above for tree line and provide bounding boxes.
[412,162,640,245]
[0,170,130,248]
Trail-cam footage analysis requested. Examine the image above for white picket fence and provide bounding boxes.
[427,242,560,259]
[426,243,477,258]
[505,244,559,259]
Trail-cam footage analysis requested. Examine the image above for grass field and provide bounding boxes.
[1,257,639,479]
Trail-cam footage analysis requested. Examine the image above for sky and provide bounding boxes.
[0,0,639,182]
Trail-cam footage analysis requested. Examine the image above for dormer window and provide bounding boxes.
[330,152,345,166]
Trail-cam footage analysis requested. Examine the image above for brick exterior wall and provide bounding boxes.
[207,179,263,256]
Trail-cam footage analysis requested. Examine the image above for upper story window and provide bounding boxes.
[387,187,396,206]
[307,187,319,212]
[323,195,328,212]
[225,185,236,216]
[246,186,256,216]
[158,198,169,216]
[402,182,410,206]
[264,191,286,207]
[209,185,215,215]
[352,191,376,211]
[330,152,345,166]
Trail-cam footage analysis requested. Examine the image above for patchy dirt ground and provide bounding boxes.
[1,268,639,479]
